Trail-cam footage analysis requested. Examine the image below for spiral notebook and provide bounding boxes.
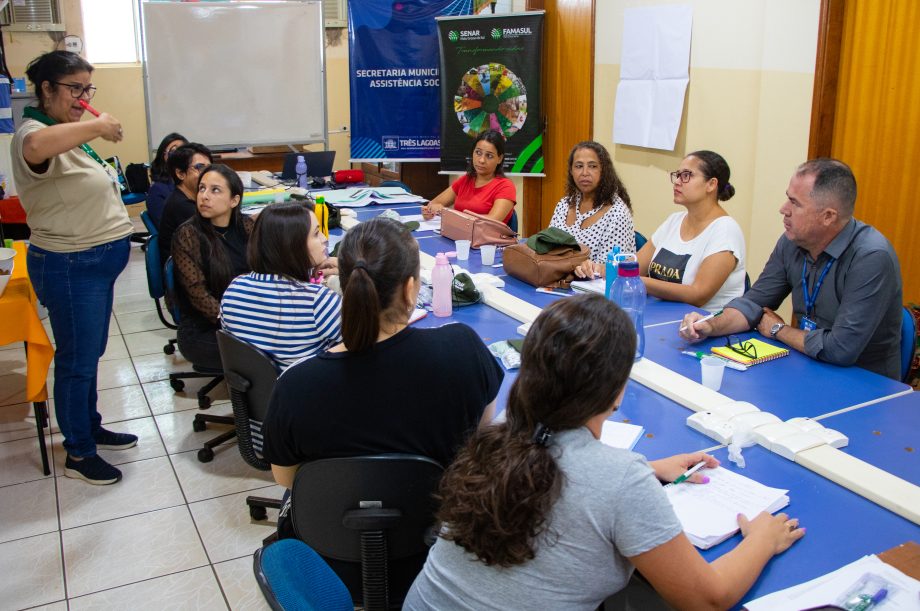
[711,338,789,366]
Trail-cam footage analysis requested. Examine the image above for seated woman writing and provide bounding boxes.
[422,129,516,224]
[220,202,341,369]
[172,164,253,370]
[404,294,803,611]
[551,141,635,275]
[637,150,746,312]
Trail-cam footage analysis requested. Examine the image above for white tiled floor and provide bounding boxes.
[0,240,277,610]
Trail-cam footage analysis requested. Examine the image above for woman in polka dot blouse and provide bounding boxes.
[549,141,635,277]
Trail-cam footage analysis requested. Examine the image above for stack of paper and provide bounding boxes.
[570,278,605,295]
[600,421,645,450]
[321,187,427,208]
[665,467,789,549]
[745,554,920,611]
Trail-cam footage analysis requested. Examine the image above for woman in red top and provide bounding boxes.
[422,129,516,224]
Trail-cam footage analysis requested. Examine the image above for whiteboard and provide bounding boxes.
[141,1,326,150]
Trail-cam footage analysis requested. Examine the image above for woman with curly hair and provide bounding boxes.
[550,141,635,271]
[405,294,804,611]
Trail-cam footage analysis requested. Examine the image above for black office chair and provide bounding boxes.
[162,257,226,411]
[291,454,444,611]
[214,330,283,520]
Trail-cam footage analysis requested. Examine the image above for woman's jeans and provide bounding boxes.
[27,237,130,458]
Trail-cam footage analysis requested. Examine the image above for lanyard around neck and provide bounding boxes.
[802,257,835,317]
[23,106,125,190]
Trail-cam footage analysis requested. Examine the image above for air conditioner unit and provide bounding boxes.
[323,0,346,28]
[0,0,64,32]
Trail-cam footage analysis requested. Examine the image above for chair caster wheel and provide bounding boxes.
[192,418,206,432]
[170,378,185,392]
[198,395,212,409]
[250,506,268,521]
[163,344,175,355]
[197,447,214,463]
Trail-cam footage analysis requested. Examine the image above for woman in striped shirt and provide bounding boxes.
[220,202,341,369]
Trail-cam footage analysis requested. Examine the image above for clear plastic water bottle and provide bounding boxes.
[295,155,309,189]
[610,260,646,360]
[432,252,455,317]
[604,245,621,300]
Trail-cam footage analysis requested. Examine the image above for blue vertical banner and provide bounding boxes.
[348,0,473,162]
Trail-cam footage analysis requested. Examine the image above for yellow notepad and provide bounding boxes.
[711,338,789,365]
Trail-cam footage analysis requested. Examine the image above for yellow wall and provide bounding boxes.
[594,0,820,286]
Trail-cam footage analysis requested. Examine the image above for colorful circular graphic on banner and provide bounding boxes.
[454,63,527,138]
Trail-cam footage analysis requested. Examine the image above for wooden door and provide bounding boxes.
[522,0,595,236]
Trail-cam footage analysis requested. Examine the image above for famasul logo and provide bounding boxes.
[448,30,459,42]
[491,28,502,40]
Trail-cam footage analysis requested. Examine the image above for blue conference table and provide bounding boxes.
[341,201,918,604]
[642,322,911,419]
[818,391,920,484]
[698,444,920,607]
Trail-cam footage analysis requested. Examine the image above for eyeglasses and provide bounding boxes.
[189,163,209,172]
[52,81,97,100]
[669,170,694,185]
[726,335,757,359]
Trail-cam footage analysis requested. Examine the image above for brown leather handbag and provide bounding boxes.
[502,242,591,288]
[439,209,518,248]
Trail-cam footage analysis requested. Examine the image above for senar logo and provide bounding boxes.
[491,27,502,40]
[448,30,459,42]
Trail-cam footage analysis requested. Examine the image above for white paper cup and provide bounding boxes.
[480,244,496,266]
[700,356,726,391]
[237,171,253,188]
[455,239,471,261]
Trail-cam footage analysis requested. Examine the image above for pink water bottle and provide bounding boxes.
[432,252,455,317]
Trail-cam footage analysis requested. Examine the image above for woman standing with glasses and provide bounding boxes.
[158,143,212,269]
[636,150,746,312]
[12,51,135,485]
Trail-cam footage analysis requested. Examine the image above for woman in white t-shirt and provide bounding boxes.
[637,150,746,312]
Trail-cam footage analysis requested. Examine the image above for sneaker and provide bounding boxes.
[94,428,138,450]
[65,454,122,485]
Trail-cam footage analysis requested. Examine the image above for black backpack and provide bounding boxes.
[124,163,151,194]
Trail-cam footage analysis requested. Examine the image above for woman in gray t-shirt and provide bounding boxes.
[404,295,804,611]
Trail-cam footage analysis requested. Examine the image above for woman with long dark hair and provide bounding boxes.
[220,202,341,369]
[422,129,516,224]
[405,295,804,610]
[551,141,636,274]
[13,51,134,485]
[158,142,212,268]
[145,132,188,227]
[172,164,253,370]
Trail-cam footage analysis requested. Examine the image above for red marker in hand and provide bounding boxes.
[78,99,101,117]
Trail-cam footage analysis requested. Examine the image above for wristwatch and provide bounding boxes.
[770,322,786,338]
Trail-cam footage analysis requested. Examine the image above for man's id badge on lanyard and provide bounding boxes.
[801,257,834,332]
[799,316,817,331]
